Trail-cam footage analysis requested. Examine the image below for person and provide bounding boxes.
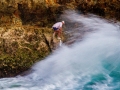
[52,21,65,40]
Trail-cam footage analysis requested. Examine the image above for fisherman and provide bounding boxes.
[52,21,65,40]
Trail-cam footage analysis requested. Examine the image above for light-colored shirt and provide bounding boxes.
[52,22,62,29]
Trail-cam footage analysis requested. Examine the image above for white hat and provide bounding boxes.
[62,21,65,24]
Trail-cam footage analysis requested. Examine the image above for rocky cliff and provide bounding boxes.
[0,0,66,78]
[77,0,120,21]
[0,25,53,77]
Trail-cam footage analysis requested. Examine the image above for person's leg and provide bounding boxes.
[52,27,58,39]
[57,30,60,37]
[52,27,61,40]
[59,29,62,38]
[53,30,58,39]
[57,30,61,39]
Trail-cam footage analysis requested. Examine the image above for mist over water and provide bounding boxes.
[0,10,120,90]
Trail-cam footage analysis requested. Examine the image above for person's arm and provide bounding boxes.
[59,27,62,31]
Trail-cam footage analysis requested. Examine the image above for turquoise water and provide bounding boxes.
[0,10,120,90]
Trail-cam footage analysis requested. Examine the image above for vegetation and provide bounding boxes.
[0,26,53,77]
[76,0,120,21]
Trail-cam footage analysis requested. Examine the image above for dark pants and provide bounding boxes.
[53,27,59,31]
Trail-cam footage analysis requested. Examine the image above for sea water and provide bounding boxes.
[0,10,120,90]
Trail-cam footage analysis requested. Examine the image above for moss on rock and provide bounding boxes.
[0,26,53,78]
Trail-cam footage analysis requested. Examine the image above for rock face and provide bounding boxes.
[0,25,53,77]
[0,0,65,26]
[0,0,66,78]
[75,0,120,20]
[0,24,65,78]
